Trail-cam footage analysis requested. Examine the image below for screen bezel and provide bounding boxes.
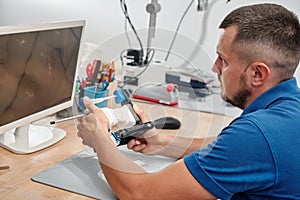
[0,20,85,134]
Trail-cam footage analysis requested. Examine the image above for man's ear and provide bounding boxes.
[249,62,270,87]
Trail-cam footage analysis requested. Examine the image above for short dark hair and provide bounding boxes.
[219,3,300,79]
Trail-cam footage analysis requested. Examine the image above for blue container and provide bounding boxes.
[84,86,109,108]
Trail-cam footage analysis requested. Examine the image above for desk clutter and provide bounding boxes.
[132,83,179,106]
[77,59,116,102]
[56,59,115,118]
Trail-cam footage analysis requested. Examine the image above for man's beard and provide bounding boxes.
[221,73,252,109]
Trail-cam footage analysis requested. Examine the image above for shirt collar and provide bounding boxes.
[242,77,299,115]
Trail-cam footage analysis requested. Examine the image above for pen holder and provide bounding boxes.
[84,86,109,108]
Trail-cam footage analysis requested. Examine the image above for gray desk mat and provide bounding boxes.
[32,146,175,200]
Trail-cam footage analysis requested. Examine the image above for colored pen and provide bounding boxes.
[0,166,10,170]
[101,81,109,91]
[49,113,87,125]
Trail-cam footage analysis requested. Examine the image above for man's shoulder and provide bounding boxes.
[229,98,300,142]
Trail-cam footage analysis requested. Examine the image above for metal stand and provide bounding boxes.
[146,0,161,54]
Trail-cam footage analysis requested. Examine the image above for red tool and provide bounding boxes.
[85,63,93,81]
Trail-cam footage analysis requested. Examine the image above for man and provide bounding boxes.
[77,3,300,199]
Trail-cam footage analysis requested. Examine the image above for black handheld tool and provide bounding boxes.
[111,116,181,146]
[111,121,154,146]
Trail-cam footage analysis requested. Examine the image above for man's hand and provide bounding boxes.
[127,104,167,155]
[76,97,110,147]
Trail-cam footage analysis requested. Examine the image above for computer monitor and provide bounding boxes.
[0,20,85,154]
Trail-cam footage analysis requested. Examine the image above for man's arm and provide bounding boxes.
[127,133,216,158]
[101,156,216,200]
[77,98,217,200]
[127,104,216,158]
[91,127,216,200]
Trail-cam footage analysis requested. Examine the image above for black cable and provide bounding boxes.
[120,0,144,57]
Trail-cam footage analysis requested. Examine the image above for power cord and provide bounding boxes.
[164,0,232,62]
[164,0,195,62]
[120,0,144,56]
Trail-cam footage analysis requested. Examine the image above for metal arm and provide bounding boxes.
[146,0,161,56]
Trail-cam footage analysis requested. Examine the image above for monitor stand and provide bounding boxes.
[0,124,66,154]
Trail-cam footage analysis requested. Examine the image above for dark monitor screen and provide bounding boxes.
[0,20,85,153]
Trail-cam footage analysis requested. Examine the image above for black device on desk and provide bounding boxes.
[154,116,181,129]
[165,70,215,98]
[111,89,181,146]
[165,71,209,89]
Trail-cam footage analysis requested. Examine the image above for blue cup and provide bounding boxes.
[83,86,109,108]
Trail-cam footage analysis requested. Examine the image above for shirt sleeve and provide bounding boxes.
[184,117,276,199]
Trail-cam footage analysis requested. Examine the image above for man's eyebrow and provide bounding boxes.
[216,51,227,60]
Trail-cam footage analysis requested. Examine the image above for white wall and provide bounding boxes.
[0,0,299,81]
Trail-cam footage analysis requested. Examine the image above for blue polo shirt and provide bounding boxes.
[184,77,300,199]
